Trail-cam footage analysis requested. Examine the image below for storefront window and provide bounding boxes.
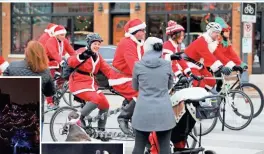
[147,14,166,40]
[12,3,52,15]
[147,3,188,12]
[53,3,93,13]
[11,3,94,54]
[12,16,32,54]
[110,3,130,12]
[190,3,232,11]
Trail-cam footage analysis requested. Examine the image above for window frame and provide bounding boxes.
[11,3,94,54]
[146,3,232,45]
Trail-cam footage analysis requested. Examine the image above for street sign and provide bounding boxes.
[242,37,252,53]
[242,3,257,23]
[243,22,253,38]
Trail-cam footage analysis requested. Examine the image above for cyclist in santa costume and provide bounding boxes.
[67,33,112,141]
[45,25,76,109]
[163,20,199,82]
[108,18,146,135]
[0,56,9,75]
[184,22,232,90]
[38,23,58,46]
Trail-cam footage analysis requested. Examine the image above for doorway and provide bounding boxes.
[253,12,264,74]
[112,16,130,45]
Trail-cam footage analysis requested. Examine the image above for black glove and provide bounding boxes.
[220,66,232,76]
[232,65,243,73]
[177,73,188,84]
[186,71,203,81]
[170,53,182,60]
[79,49,93,60]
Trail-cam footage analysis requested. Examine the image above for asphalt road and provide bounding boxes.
[42,91,264,154]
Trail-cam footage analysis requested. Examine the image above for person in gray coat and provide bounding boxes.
[131,37,176,154]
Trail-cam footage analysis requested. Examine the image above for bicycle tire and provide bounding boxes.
[218,90,254,130]
[50,106,78,142]
[235,83,264,118]
[63,91,81,108]
[196,117,218,136]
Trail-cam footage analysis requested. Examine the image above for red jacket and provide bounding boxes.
[112,37,144,77]
[184,33,223,72]
[213,44,238,69]
[68,47,112,95]
[38,32,52,47]
[45,37,76,68]
[162,39,191,76]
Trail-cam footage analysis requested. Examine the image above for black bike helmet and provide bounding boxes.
[86,33,103,47]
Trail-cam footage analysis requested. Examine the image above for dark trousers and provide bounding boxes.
[132,129,172,154]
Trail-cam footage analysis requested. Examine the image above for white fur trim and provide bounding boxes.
[208,41,219,53]
[97,90,102,94]
[132,97,137,102]
[164,53,172,61]
[169,38,178,49]
[60,60,65,66]
[201,32,213,43]
[184,68,191,75]
[72,88,96,95]
[128,22,146,34]
[64,53,70,60]
[48,65,59,69]
[77,54,85,63]
[174,71,182,77]
[225,61,236,69]
[125,32,132,37]
[0,61,9,72]
[176,63,182,70]
[163,49,174,54]
[186,62,203,70]
[108,78,132,86]
[54,29,67,36]
[205,85,214,90]
[49,25,58,35]
[210,60,223,72]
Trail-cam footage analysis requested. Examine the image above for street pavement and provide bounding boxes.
[42,90,264,154]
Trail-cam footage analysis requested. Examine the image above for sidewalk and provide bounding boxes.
[249,74,264,92]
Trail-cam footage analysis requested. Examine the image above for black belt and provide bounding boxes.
[183,54,204,68]
[76,70,94,77]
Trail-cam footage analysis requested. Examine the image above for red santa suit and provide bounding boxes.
[163,39,191,76]
[38,23,57,47]
[68,47,112,109]
[184,33,223,89]
[0,56,9,75]
[45,25,76,104]
[108,19,146,100]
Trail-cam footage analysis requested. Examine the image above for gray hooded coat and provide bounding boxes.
[131,44,176,132]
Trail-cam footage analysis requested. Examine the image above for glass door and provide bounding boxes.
[253,12,263,74]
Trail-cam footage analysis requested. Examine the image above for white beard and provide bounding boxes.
[201,32,219,53]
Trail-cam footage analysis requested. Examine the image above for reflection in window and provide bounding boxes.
[147,15,166,40]
[52,16,73,41]
[168,14,187,30]
[53,3,94,13]
[0,3,2,54]
[32,16,51,40]
[12,16,31,54]
[110,3,130,12]
[12,3,52,15]
[74,16,94,42]
[190,3,232,11]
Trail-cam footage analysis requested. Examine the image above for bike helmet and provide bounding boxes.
[206,22,222,33]
[86,33,103,46]
[214,17,231,32]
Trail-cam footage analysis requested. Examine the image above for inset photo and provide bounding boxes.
[42,143,124,154]
[0,77,40,154]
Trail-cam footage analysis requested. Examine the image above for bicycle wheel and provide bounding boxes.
[195,117,218,136]
[63,91,82,108]
[50,106,78,142]
[235,83,264,118]
[218,90,254,130]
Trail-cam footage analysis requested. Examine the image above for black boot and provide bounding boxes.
[96,109,111,141]
[117,99,136,135]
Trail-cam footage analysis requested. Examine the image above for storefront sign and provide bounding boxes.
[243,22,253,38]
[242,3,257,23]
[242,37,252,53]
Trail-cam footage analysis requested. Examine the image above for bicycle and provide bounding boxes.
[195,72,254,136]
[44,73,81,114]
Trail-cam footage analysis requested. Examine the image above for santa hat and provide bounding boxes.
[124,19,146,37]
[0,56,9,73]
[166,20,185,35]
[53,25,67,36]
[44,23,58,34]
